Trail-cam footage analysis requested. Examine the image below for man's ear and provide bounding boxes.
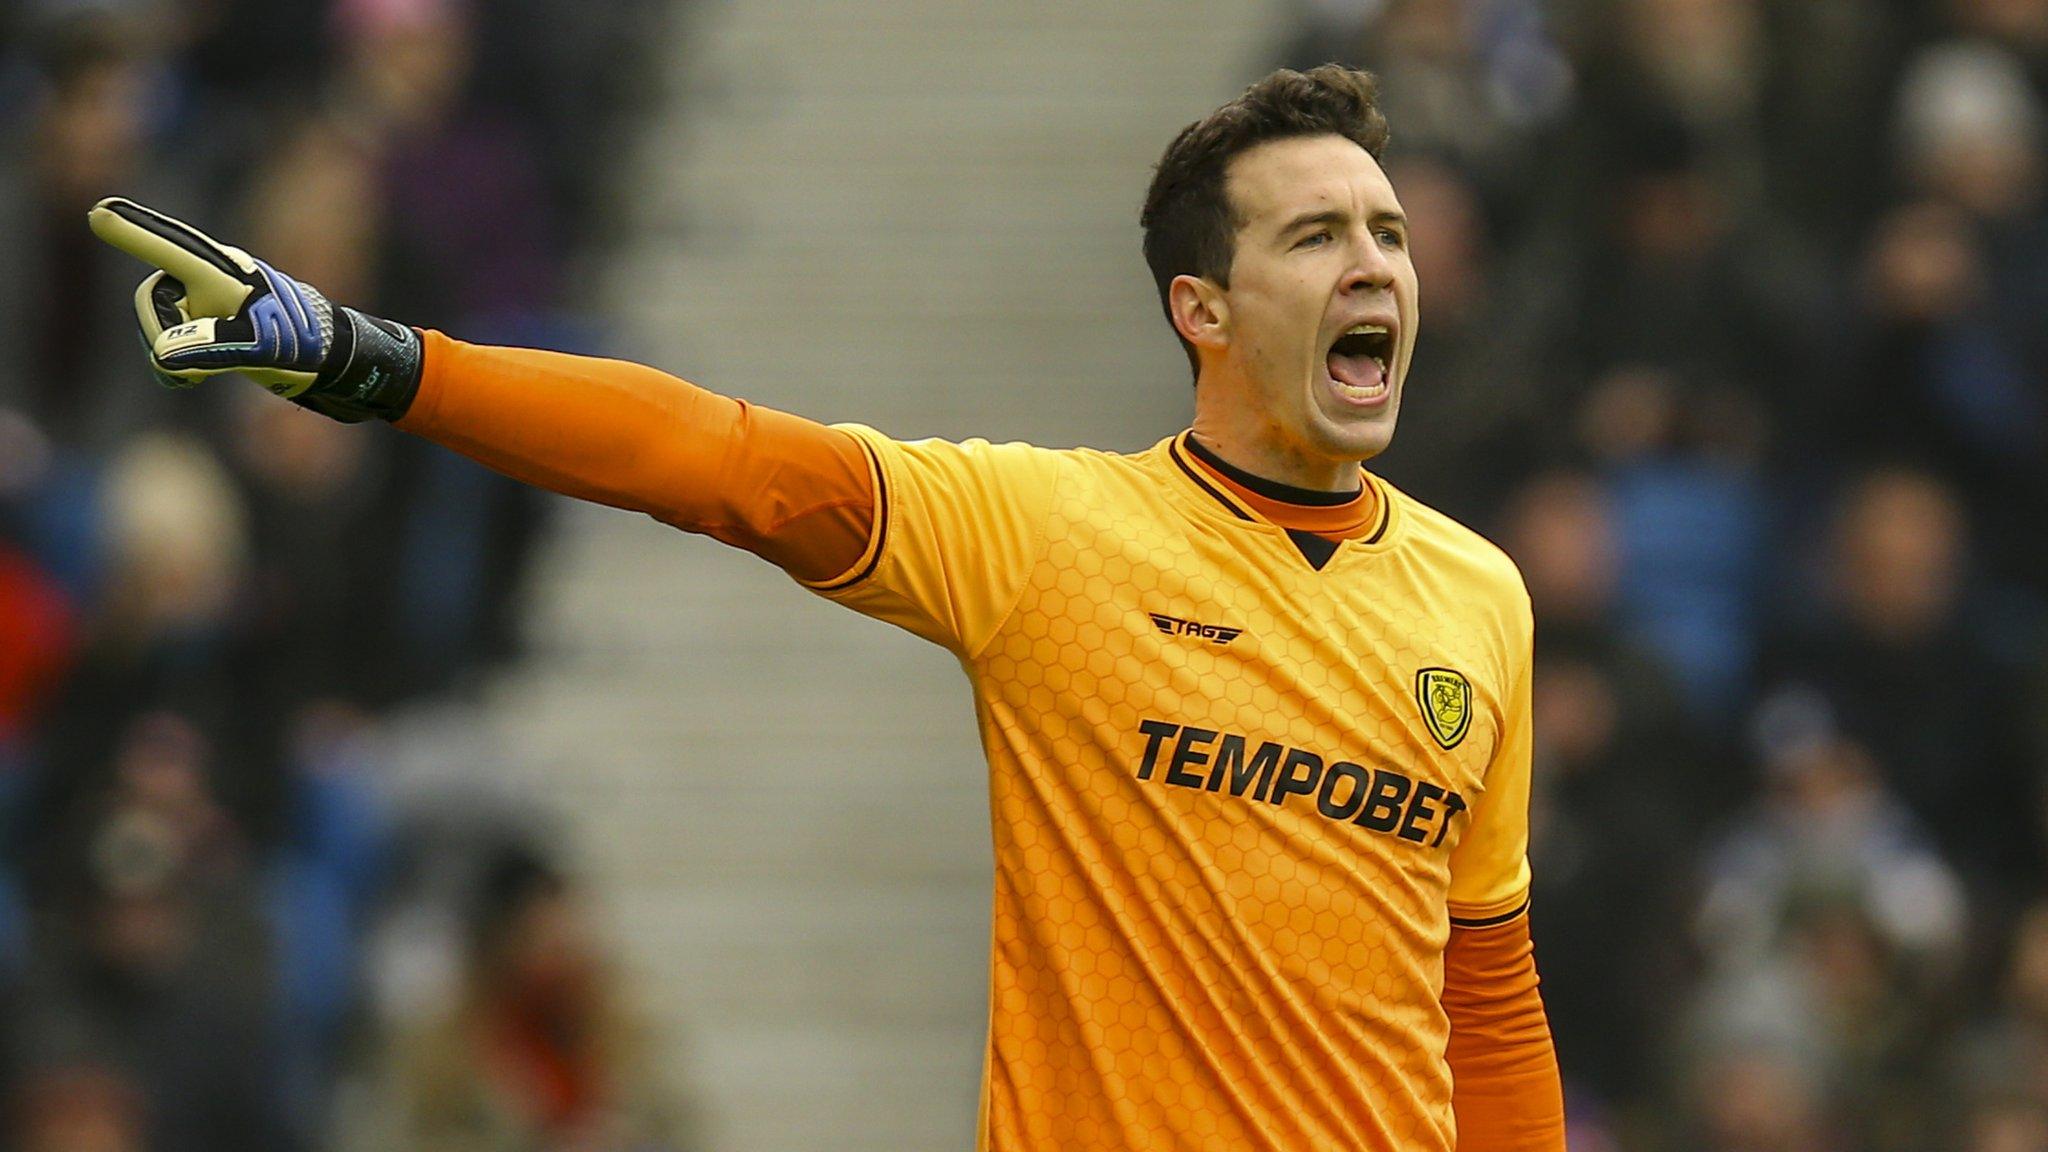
[1168,274,1229,353]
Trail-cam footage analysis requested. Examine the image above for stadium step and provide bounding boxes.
[478,4,1284,1149]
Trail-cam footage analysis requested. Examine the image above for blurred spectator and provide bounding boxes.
[8,1063,150,1152]
[183,0,332,104]
[0,2,654,1149]
[1942,0,2048,104]
[1757,469,2043,893]
[1577,361,1773,719]
[1698,690,1967,973]
[0,539,74,754]
[1689,699,1967,1150]
[347,845,691,1152]
[1949,903,2048,1134]
[6,711,295,1152]
[1276,0,1387,73]
[1898,39,2044,222]
[1844,196,2048,600]
[315,0,562,694]
[219,386,401,709]
[329,0,562,332]
[1840,36,2048,597]
[1277,0,1573,202]
[0,10,210,459]
[238,110,386,306]
[1682,1040,1836,1152]
[25,433,269,852]
[1505,470,1702,1120]
[265,702,393,1107]
[1567,0,1772,226]
[1754,0,1924,259]
[1962,1099,2048,1152]
[1567,118,1839,454]
[0,530,65,978]
[1537,101,1847,724]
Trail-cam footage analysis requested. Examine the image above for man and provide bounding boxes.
[92,65,1562,1151]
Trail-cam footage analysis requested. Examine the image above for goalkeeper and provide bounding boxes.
[93,65,1562,1152]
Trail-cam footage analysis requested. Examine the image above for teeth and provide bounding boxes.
[1344,323,1389,336]
[1333,378,1387,397]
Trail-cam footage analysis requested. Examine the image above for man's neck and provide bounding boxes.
[1184,425,1363,496]
[1184,433,1359,505]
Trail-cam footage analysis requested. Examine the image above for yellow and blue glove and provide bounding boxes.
[87,196,422,423]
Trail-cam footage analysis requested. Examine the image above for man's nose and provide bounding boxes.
[1341,239,1395,294]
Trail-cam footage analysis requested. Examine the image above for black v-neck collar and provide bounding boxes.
[1286,529,1341,570]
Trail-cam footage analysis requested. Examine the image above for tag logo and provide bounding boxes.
[1149,612,1244,646]
[1415,668,1471,750]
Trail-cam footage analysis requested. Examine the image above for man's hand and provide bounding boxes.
[88,197,423,423]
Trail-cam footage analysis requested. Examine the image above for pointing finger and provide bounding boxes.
[88,197,257,319]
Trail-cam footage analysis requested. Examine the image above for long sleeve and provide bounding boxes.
[1442,915,1565,1151]
[395,330,876,583]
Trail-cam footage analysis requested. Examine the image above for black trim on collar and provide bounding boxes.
[1363,478,1391,545]
[1169,438,1253,521]
[1183,434,1361,507]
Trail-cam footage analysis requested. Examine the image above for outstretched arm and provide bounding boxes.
[399,333,873,582]
[88,197,877,583]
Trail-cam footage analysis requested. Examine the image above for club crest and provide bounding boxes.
[1415,668,1471,750]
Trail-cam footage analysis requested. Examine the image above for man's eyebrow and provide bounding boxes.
[1274,208,1407,236]
[1276,208,1346,236]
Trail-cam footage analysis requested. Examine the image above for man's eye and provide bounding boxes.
[1376,228,1405,248]
[1295,231,1331,249]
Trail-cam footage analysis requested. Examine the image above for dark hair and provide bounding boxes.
[1140,65,1390,377]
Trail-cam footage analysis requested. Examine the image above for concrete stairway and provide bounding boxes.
[480,5,1284,1149]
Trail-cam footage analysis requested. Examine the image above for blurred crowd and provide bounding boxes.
[0,1,693,1150]
[1277,0,2048,1148]
[4,0,2046,1149]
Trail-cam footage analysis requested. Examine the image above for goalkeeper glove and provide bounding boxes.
[87,197,423,423]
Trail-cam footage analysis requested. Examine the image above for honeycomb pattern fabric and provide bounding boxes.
[807,428,1535,1152]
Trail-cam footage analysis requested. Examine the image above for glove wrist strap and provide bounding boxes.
[294,309,424,424]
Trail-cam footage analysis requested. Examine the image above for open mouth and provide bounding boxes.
[1326,324,1393,400]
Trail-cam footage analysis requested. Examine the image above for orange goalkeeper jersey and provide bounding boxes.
[807,428,1535,1152]
[395,335,1550,1149]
